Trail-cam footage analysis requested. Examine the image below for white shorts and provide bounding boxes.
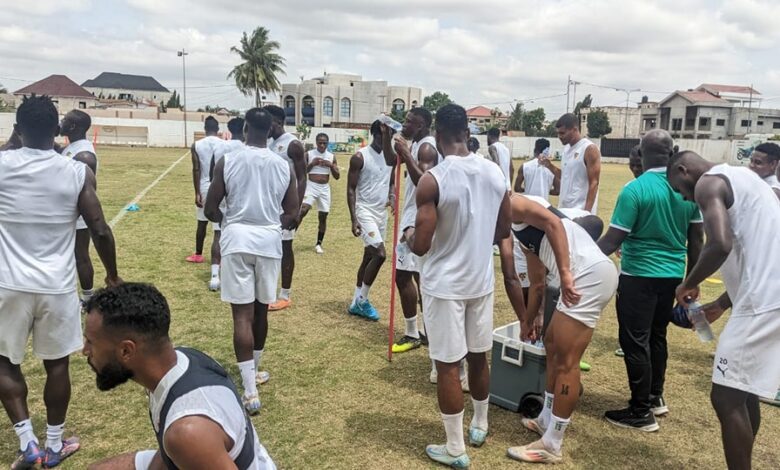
[195,206,220,231]
[0,287,82,365]
[423,292,494,363]
[281,229,296,241]
[76,216,87,230]
[356,208,386,247]
[513,241,530,288]
[556,260,618,329]
[712,310,780,399]
[220,253,281,305]
[303,182,331,213]
[397,234,420,273]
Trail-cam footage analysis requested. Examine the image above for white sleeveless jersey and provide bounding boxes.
[522,158,554,200]
[512,195,608,279]
[62,139,98,173]
[214,139,244,164]
[559,137,598,213]
[763,174,780,192]
[221,146,290,259]
[269,133,298,163]
[195,135,223,193]
[400,135,441,230]
[0,148,86,293]
[705,164,780,315]
[489,141,512,190]
[307,149,334,176]
[421,154,506,300]
[356,145,392,217]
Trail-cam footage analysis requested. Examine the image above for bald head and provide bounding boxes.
[640,129,674,169]
[667,150,713,202]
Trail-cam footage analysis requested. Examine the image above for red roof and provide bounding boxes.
[697,84,760,95]
[676,91,730,104]
[14,75,94,99]
[466,105,493,118]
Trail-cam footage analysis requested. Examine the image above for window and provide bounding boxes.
[757,120,764,126]
[340,98,351,118]
[672,118,682,131]
[78,102,86,109]
[699,117,709,127]
[323,97,333,117]
[392,99,405,112]
[284,96,295,109]
[741,120,751,128]
[685,118,695,128]
[716,119,726,126]
[302,95,314,109]
[774,122,780,129]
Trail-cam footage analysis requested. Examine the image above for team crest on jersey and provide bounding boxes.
[278,145,284,152]
[368,231,376,237]
[573,151,581,160]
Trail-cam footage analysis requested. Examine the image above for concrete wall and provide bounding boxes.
[83,87,171,103]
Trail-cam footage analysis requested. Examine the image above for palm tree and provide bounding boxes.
[229,27,286,107]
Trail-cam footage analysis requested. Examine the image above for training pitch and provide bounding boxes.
[2,146,778,469]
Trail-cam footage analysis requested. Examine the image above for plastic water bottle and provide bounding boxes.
[396,241,409,262]
[377,114,403,132]
[687,301,714,342]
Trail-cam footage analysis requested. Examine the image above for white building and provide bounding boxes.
[279,73,422,127]
[82,72,171,104]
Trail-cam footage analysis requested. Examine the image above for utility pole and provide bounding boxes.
[620,88,641,138]
[177,49,189,147]
[747,83,753,134]
[566,75,571,113]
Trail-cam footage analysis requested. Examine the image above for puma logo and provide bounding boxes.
[716,365,728,377]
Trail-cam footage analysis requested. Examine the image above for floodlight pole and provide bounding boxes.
[178,49,189,147]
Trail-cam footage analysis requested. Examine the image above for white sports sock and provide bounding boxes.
[441,410,465,456]
[81,288,94,303]
[46,423,64,453]
[431,359,438,375]
[253,349,264,371]
[13,419,36,451]
[279,288,291,301]
[404,315,419,338]
[538,391,554,430]
[211,264,219,277]
[471,397,489,431]
[359,283,371,302]
[352,286,361,306]
[238,360,258,397]
[541,413,570,454]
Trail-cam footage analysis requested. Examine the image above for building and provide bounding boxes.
[14,75,97,111]
[279,73,422,127]
[466,106,507,129]
[641,84,780,139]
[580,106,641,138]
[82,72,171,104]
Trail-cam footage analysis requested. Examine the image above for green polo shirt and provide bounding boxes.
[611,168,702,278]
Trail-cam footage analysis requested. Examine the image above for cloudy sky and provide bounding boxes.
[2,0,779,118]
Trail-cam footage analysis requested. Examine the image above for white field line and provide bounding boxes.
[108,150,190,228]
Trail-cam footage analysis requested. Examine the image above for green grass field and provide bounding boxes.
[2,147,778,469]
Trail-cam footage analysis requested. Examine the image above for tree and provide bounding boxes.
[166,90,181,109]
[422,91,453,113]
[573,93,592,129]
[390,107,408,125]
[587,109,612,138]
[506,103,524,132]
[540,122,558,137]
[522,107,546,136]
[296,122,311,141]
[0,83,7,94]
[229,27,286,107]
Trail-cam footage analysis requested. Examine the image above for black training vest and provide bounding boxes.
[512,205,569,255]
[152,347,256,470]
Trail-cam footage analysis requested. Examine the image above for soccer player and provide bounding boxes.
[186,116,222,264]
[513,138,560,300]
[299,133,340,254]
[597,130,703,431]
[544,113,601,214]
[748,142,780,199]
[467,136,481,156]
[0,95,121,469]
[383,107,442,354]
[84,283,276,470]
[264,105,307,311]
[628,144,644,179]
[669,151,780,470]
[411,104,510,468]
[346,121,394,321]
[206,117,246,292]
[60,109,99,303]
[505,195,617,465]
[0,128,22,151]
[487,127,513,189]
[205,108,298,414]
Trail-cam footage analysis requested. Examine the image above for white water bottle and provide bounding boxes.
[687,301,714,342]
[396,241,409,262]
[377,114,403,132]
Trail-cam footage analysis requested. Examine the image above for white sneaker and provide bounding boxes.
[315,244,324,254]
[256,370,270,385]
[208,276,220,291]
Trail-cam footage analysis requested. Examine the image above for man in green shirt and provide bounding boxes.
[597,129,704,432]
